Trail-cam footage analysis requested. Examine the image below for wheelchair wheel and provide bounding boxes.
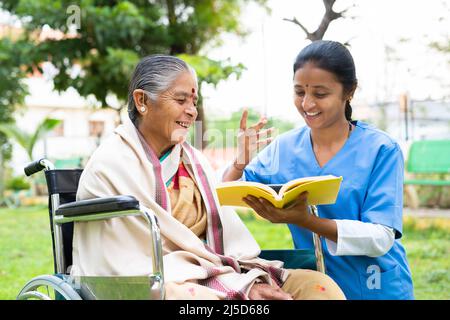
[17,275,82,300]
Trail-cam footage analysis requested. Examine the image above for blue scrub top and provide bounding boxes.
[244,121,414,300]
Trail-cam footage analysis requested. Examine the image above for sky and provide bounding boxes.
[201,0,450,121]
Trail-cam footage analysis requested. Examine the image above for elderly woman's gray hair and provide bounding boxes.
[127,55,197,126]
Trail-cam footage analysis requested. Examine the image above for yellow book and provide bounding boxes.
[216,175,343,209]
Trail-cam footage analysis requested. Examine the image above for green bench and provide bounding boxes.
[404,139,450,208]
[54,157,84,169]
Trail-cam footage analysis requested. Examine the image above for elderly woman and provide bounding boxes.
[71,55,345,300]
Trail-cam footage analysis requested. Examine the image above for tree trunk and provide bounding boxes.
[284,0,351,42]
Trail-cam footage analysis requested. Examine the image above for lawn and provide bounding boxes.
[0,206,449,300]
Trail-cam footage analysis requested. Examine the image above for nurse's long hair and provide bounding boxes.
[293,41,358,122]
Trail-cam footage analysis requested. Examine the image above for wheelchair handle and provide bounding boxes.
[24,158,55,176]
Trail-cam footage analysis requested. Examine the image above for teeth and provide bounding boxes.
[305,111,320,116]
[176,121,189,128]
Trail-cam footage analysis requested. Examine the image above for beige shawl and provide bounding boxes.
[72,116,287,299]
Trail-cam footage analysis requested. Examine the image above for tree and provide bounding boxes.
[0,118,61,162]
[283,0,354,43]
[0,35,30,202]
[0,0,268,148]
[0,117,61,197]
[0,37,29,157]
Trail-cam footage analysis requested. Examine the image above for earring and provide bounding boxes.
[140,107,146,112]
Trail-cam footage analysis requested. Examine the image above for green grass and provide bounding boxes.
[0,205,54,300]
[0,206,449,300]
[400,216,450,299]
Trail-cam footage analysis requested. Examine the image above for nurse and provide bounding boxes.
[222,40,414,300]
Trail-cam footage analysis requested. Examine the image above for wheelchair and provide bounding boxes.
[16,158,325,300]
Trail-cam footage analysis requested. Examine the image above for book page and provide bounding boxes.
[279,175,338,195]
[215,181,280,208]
[280,176,343,207]
[215,176,342,209]
[216,181,277,197]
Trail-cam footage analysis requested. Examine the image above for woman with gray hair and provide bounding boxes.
[72,54,345,300]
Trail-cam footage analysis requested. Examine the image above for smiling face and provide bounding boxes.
[136,71,198,155]
[293,62,352,130]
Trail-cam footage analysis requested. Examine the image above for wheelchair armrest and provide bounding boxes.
[55,196,139,217]
[53,196,165,298]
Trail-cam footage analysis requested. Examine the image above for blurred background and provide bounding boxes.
[0,0,448,300]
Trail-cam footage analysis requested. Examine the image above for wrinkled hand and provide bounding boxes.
[234,109,274,170]
[248,283,293,300]
[243,192,311,226]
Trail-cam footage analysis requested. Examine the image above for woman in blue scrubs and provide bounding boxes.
[222,40,414,300]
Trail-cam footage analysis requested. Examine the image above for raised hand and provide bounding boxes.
[234,109,274,170]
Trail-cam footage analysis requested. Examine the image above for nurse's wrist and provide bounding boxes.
[296,208,315,227]
[232,158,246,171]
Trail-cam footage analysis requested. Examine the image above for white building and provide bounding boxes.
[11,76,120,174]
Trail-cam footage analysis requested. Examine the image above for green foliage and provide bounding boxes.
[0,0,267,111]
[0,38,27,118]
[178,54,245,87]
[0,118,61,160]
[430,39,450,54]
[5,176,31,191]
[0,37,29,160]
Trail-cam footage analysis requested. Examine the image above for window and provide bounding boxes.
[51,121,64,137]
[89,120,105,137]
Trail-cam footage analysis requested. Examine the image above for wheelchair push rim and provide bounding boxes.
[17,275,82,300]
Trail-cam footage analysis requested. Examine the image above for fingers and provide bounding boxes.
[255,138,274,149]
[249,283,293,300]
[249,116,268,132]
[242,129,274,148]
[284,191,309,210]
[242,196,268,219]
[243,195,279,223]
[241,113,268,134]
[257,127,275,139]
[256,196,276,208]
[246,138,274,155]
[267,288,293,300]
[296,191,309,203]
[242,195,264,212]
[243,127,274,139]
[239,109,248,131]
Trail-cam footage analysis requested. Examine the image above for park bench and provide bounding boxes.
[404,139,450,208]
[54,157,83,169]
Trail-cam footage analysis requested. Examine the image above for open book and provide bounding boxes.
[216,175,343,209]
